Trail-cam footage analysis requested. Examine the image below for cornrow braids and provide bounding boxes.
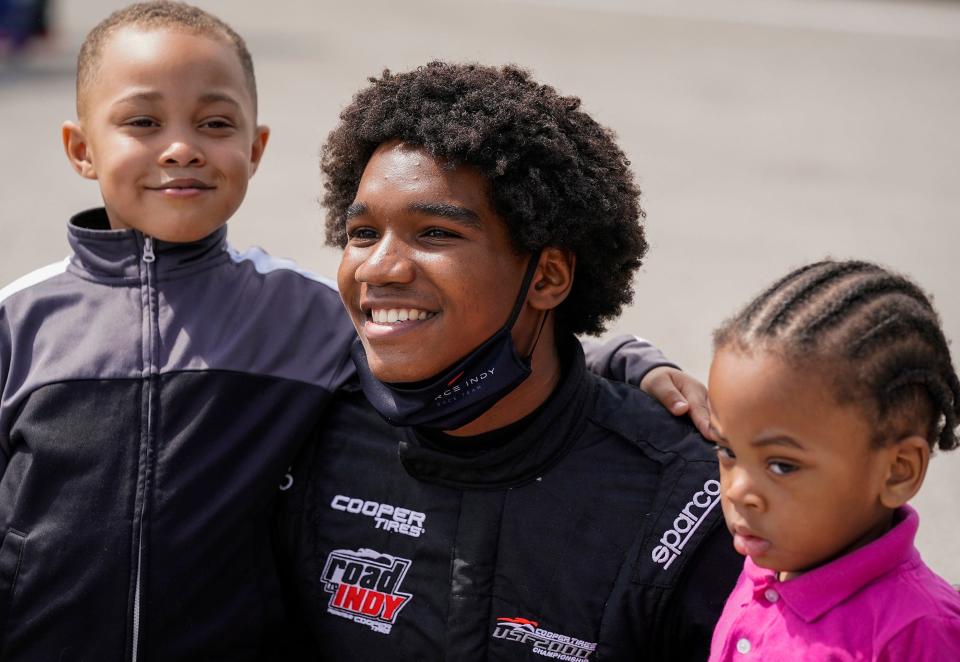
[761,261,880,335]
[715,260,960,451]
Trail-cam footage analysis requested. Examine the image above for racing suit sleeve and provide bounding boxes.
[650,523,742,661]
[581,335,679,386]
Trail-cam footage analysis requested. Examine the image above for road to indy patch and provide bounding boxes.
[321,548,413,635]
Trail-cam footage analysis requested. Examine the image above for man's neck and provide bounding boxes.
[444,323,562,437]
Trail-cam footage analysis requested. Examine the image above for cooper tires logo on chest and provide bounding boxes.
[330,494,426,537]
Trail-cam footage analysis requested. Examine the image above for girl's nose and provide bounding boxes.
[722,466,765,511]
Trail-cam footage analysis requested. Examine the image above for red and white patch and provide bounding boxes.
[492,616,597,660]
[321,548,413,634]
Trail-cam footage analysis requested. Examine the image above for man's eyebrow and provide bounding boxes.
[345,202,367,219]
[408,202,482,229]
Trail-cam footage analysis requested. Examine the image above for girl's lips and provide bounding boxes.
[733,531,772,557]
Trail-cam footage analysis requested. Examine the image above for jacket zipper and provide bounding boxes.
[132,235,156,661]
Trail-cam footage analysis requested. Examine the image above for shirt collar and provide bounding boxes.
[744,505,919,623]
[67,207,229,281]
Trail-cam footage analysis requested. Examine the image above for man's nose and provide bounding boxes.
[353,233,416,286]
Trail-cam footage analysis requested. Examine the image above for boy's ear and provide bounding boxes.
[879,435,930,509]
[62,121,97,180]
[528,247,575,312]
[247,125,270,177]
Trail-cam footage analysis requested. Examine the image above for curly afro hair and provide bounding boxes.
[321,61,647,336]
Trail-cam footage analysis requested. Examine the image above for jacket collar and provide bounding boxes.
[398,335,596,489]
[67,207,229,281]
[743,505,919,623]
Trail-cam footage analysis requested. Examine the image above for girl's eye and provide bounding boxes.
[769,461,798,476]
[715,445,735,462]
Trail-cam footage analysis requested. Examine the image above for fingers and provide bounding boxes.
[673,373,715,441]
[639,367,716,441]
[688,400,715,441]
[639,366,691,416]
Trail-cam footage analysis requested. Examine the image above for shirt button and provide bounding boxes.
[764,588,780,603]
[736,638,751,654]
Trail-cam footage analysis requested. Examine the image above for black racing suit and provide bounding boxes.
[278,336,742,661]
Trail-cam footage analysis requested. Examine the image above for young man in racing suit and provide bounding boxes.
[277,62,741,660]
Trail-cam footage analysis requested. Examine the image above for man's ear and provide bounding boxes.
[879,435,930,509]
[247,125,270,177]
[528,247,575,311]
[62,121,97,180]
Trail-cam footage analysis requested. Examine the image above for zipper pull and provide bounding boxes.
[142,236,156,263]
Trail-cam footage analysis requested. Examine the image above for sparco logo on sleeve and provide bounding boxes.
[321,548,413,634]
[492,617,597,660]
[651,478,721,570]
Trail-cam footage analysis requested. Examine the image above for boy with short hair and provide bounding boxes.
[0,3,688,660]
[0,3,357,659]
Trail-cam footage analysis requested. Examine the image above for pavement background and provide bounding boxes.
[2,0,958,581]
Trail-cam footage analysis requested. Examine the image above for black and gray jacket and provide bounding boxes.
[278,337,742,661]
[0,208,359,661]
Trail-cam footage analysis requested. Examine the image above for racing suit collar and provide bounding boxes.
[67,207,229,281]
[398,334,595,489]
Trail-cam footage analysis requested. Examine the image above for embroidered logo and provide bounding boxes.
[492,617,597,660]
[330,495,426,537]
[435,367,496,405]
[321,548,413,634]
[651,478,721,570]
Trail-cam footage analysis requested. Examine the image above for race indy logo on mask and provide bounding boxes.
[321,548,413,634]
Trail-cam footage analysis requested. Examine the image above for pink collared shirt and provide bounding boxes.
[709,506,960,661]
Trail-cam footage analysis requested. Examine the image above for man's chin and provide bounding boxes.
[364,349,443,386]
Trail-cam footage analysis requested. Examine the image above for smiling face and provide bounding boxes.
[708,347,895,577]
[337,141,532,384]
[64,27,268,242]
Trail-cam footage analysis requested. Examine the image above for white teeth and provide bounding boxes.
[370,308,435,324]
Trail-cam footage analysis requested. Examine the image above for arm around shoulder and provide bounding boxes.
[582,334,676,385]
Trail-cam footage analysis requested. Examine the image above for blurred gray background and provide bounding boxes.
[2,0,958,581]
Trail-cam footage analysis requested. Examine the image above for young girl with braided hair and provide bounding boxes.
[707,259,960,661]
